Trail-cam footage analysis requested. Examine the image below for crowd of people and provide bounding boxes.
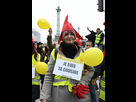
[32,15,105,102]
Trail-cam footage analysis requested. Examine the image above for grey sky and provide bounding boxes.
[32,0,105,43]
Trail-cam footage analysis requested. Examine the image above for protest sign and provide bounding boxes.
[53,56,84,81]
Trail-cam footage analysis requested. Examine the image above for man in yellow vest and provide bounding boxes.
[95,28,104,51]
[32,38,41,102]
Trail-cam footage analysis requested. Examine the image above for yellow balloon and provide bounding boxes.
[37,18,51,29]
[35,62,48,75]
[83,47,104,66]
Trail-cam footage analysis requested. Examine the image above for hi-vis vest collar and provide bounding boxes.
[51,46,84,61]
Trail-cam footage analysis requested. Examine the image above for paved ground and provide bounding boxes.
[36,78,100,102]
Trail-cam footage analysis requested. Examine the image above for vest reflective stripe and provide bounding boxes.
[100,70,105,101]
[53,79,69,82]
[51,49,84,92]
[32,53,41,85]
[32,78,40,82]
[32,79,40,85]
[101,77,105,81]
[53,79,78,84]
[34,73,40,77]
[100,86,105,91]
[95,32,103,44]
[70,79,78,84]
[32,72,40,85]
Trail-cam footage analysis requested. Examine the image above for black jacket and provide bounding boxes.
[47,35,55,59]
[36,47,45,62]
[85,30,97,43]
[92,57,105,79]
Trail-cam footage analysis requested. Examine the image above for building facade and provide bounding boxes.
[32,28,41,42]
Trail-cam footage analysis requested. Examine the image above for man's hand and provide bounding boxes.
[87,27,90,31]
[48,28,52,36]
[91,77,98,85]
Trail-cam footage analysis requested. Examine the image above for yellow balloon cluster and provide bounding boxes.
[35,62,48,75]
[37,18,51,29]
[82,47,104,66]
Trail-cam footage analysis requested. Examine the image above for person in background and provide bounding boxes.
[95,28,104,51]
[32,38,41,102]
[83,40,93,51]
[36,42,46,90]
[92,51,105,102]
[36,42,45,62]
[86,27,97,47]
[83,40,98,102]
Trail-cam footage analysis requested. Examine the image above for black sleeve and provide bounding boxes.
[85,34,90,38]
[92,58,105,79]
[100,58,105,77]
[40,74,45,84]
[90,30,97,35]
[47,35,55,53]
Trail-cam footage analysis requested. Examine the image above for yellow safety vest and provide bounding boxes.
[95,32,104,44]
[51,49,84,92]
[100,70,105,101]
[32,53,41,85]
